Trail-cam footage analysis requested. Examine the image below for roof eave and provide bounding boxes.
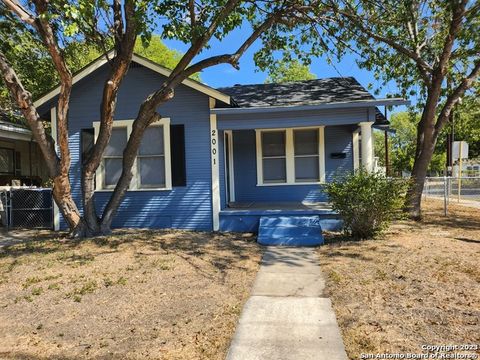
[211,98,410,115]
[0,122,33,141]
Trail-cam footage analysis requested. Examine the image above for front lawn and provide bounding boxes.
[319,200,480,359]
[0,230,261,359]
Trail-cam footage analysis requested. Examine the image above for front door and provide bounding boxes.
[224,131,235,204]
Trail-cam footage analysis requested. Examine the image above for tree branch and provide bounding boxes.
[434,0,468,81]
[189,0,197,39]
[2,0,35,25]
[434,59,480,136]
[113,0,124,46]
[31,0,73,178]
[0,51,59,175]
[326,2,434,85]
[168,0,242,80]
[182,12,280,78]
[86,0,138,175]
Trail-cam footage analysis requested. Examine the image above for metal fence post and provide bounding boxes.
[443,176,448,216]
[8,188,13,228]
[424,178,428,202]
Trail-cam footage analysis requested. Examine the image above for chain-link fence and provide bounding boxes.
[0,188,54,230]
[423,177,480,214]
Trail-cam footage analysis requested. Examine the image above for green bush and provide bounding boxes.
[325,171,408,240]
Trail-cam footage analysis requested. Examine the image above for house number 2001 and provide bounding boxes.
[211,130,217,164]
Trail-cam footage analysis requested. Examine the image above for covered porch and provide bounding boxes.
[215,117,377,210]
[213,110,380,233]
[214,119,373,233]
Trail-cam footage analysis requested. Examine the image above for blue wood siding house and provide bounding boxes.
[35,54,407,233]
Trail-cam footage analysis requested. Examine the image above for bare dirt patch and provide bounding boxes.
[318,200,480,359]
[0,230,261,360]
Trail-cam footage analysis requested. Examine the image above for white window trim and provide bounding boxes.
[93,118,172,191]
[255,126,325,186]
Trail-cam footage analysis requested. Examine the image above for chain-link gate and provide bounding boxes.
[0,188,53,230]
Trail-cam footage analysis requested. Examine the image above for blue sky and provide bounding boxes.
[161,24,407,114]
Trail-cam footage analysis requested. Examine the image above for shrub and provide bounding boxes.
[325,170,408,240]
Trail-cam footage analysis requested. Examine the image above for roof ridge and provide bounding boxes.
[217,76,357,89]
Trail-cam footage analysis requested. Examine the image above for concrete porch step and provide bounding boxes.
[258,215,324,246]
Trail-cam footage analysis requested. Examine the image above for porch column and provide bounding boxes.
[359,121,374,172]
[209,98,220,231]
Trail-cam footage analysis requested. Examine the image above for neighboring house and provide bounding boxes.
[35,53,407,233]
[453,159,480,177]
[0,111,49,186]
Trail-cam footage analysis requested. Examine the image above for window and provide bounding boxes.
[294,129,319,182]
[137,126,165,188]
[0,148,15,175]
[256,127,325,185]
[261,131,287,183]
[94,119,171,190]
[104,127,127,187]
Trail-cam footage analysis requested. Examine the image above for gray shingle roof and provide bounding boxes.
[217,77,374,108]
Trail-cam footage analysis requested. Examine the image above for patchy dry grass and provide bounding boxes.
[318,200,480,359]
[0,230,261,360]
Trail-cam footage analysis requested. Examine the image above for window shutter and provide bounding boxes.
[81,128,95,166]
[170,125,186,187]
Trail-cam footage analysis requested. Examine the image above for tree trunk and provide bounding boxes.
[52,174,82,232]
[0,50,85,234]
[405,94,439,219]
[405,137,436,219]
[81,171,100,235]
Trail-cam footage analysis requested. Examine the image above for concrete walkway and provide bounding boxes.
[226,247,348,360]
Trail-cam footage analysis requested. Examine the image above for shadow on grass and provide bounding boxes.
[454,237,480,244]
[420,217,480,231]
[0,229,260,277]
[0,352,82,360]
[420,207,480,231]
[323,250,374,262]
[320,232,402,263]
